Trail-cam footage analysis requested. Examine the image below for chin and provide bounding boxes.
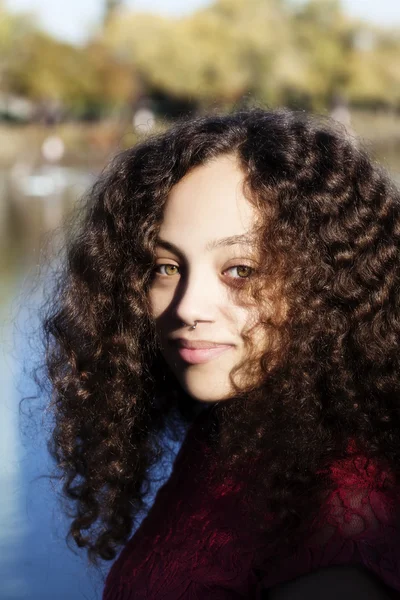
[179,375,234,403]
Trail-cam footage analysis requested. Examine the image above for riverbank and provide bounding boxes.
[0,120,137,169]
[0,110,400,170]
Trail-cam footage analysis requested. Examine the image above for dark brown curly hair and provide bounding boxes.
[39,108,400,566]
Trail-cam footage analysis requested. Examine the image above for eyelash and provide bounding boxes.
[154,264,255,280]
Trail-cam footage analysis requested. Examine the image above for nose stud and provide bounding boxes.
[182,320,198,330]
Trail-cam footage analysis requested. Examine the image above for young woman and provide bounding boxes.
[41,109,400,598]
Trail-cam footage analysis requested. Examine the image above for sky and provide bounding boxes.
[4,0,400,45]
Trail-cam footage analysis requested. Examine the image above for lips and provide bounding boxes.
[172,339,232,349]
[169,339,234,364]
[177,345,233,364]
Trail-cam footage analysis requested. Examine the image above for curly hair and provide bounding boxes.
[39,108,400,566]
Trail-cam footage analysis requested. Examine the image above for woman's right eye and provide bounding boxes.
[155,264,180,276]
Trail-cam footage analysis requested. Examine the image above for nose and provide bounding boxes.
[174,267,217,327]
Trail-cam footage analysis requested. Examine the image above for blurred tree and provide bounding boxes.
[290,0,355,109]
[7,31,96,117]
[6,28,135,119]
[84,40,137,120]
[347,28,400,109]
[1,0,400,118]
[0,6,34,98]
[104,0,308,111]
[103,0,124,28]
[104,0,400,113]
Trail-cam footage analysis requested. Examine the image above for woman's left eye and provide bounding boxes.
[224,265,254,279]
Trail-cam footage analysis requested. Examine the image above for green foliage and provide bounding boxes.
[0,4,135,118]
[104,0,299,107]
[1,0,399,116]
[0,8,35,92]
[103,0,400,111]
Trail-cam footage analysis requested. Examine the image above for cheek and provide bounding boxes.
[148,287,169,319]
[235,304,261,331]
[148,291,158,318]
[235,305,266,354]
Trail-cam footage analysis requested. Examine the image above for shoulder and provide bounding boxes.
[258,452,400,595]
[265,564,398,600]
[308,453,400,592]
[321,452,399,541]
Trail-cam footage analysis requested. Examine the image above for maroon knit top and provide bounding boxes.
[103,407,400,599]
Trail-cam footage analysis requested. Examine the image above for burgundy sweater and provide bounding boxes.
[103,408,400,599]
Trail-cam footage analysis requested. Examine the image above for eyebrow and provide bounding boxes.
[156,234,255,256]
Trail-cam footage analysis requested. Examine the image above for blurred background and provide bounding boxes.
[1,0,399,598]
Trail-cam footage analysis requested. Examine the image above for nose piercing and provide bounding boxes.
[182,320,198,330]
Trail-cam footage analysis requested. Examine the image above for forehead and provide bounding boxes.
[159,155,256,249]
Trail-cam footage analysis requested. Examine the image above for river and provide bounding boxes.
[0,163,182,600]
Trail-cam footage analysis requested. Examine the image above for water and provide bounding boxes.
[0,164,182,600]
[0,149,399,600]
[0,165,107,600]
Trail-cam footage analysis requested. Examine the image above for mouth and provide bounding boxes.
[169,340,234,365]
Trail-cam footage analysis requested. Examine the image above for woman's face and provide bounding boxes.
[148,154,265,403]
